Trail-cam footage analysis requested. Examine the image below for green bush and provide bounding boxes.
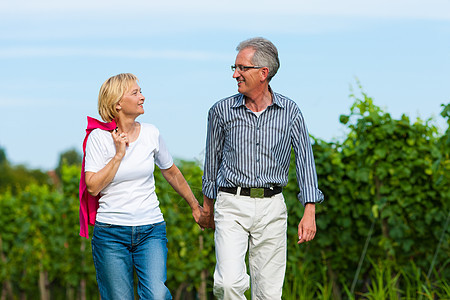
[0,86,448,299]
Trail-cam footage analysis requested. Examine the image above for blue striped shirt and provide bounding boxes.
[202,89,324,206]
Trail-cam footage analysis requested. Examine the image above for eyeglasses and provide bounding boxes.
[231,64,264,72]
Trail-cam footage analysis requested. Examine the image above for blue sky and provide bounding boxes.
[1,0,449,170]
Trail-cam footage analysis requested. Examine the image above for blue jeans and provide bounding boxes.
[91,221,172,300]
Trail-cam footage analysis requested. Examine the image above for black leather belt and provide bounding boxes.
[218,186,282,198]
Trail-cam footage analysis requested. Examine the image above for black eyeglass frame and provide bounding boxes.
[231,65,265,72]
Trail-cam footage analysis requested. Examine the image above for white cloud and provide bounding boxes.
[0,98,52,107]
[1,0,450,20]
[1,0,448,40]
[0,47,229,60]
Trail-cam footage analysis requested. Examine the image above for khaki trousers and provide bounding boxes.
[213,190,287,300]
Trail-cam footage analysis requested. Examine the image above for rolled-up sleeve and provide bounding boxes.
[202,107,224,199]
[291,111,324,206]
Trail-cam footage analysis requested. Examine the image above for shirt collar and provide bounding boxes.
[232,86,285,109]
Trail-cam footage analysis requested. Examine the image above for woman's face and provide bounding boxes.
[117,81,145,118]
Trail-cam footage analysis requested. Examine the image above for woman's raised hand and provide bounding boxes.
[111,128,128,159]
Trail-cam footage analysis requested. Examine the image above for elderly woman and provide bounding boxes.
[83,73,206,299]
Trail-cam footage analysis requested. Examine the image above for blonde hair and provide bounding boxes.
[98,73,138,122]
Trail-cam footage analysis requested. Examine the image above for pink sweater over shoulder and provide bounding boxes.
[79,116,116,238]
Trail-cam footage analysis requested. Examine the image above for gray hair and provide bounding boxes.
[236,37,280,82]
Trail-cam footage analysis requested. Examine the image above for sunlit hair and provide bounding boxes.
[236,37,280,82]
[98,73,138,122]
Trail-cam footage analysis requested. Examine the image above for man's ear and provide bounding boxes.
[260,67,269,82]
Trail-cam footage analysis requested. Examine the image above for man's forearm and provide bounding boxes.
[304,203,316,214]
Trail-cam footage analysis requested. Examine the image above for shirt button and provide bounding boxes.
[256,143,260,146]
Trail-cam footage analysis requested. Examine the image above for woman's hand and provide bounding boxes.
[85,129,127,197]
[111,128,128,159]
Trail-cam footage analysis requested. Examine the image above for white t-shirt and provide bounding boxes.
[85,123,173,226]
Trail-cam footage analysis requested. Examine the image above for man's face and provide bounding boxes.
[232,47,262,96]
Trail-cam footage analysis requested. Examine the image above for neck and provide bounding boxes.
[116,118,137,134]
[245,85,272,112]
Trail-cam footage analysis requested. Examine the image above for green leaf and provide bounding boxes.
[372,204,379,219]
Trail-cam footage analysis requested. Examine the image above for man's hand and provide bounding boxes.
[298,203,316,244]
[193,204,215,229]
[201,195,215,229]
[199,210,215,229]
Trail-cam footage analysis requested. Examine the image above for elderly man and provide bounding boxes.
[202,37,324,299]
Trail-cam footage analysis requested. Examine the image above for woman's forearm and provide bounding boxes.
[85,155,123,196]
[160,164,201,212]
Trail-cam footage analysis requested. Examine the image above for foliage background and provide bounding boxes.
[0,88,448,299]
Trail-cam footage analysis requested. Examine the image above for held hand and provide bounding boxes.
[206,210,215,230]
[196,207,215,230]
[298,204,316,244]
[191,204,215,230]
[192,204,204,230]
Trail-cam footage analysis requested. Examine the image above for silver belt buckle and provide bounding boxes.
[250,188,264,198]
